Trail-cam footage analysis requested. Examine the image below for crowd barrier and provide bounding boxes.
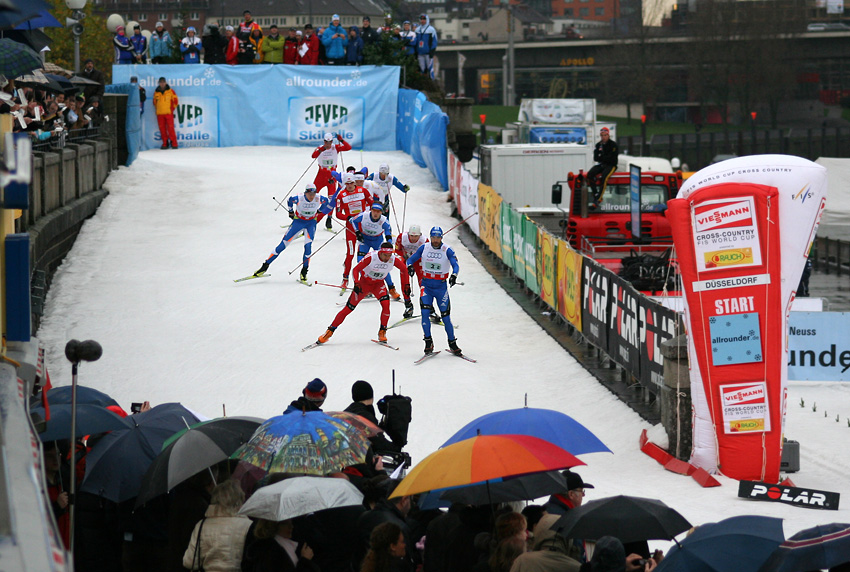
[397,89,449,191]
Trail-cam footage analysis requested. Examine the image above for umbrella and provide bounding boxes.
[554,495,692,544]
[35,385,120,408]
[69,75,102,87]
[15,69,65,92]
[0,38,42,78]
[657,515,784,572]
[758,523,850,572]
[238,476,364,521]
[13,8,61,29]
[442,407,611,456]
[325,411,382,437]
[135,416,263,507]
[390,434,585,499]
[42,72,76,93]
[41,61,72,77]
[0,29,52,52]
[32,404,129,442]
[80,403,200,502]
[438,470,568,505]
[232,411,372,476]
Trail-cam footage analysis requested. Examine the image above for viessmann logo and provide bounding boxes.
[722,385,765,406]
[695,200,754,232]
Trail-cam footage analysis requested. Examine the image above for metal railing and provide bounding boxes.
[31,126,102,152]
[812,235,850,275]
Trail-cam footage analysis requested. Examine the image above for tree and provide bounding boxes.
[363,32,441,93]
[44,0,114,81]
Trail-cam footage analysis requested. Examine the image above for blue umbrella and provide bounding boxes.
[80,403,200,502]
[0,0,51,29]
[36,385,120,408]
[441,407,611,455]
[758,523,850,572]
[13,8,62,29]
[32,404,130,442]
[657,515,784,572]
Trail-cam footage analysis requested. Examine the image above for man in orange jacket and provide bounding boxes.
[153,77,178,149]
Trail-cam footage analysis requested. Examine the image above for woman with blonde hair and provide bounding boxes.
[183,480,252,571]
[361,522,406,572]
[242,518,317,572]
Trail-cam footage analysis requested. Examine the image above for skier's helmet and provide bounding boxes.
[323,133,334,142]
[379,163,390,175]
[342,173,355,184]
[430,226,443,238]
[409,224,422,236]
[305,183,317,193]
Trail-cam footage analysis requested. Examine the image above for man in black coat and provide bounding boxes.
[360,16,380,47]
[80,59,105,100]
[344,380,401,455]
[202,25,227,64]
[587,126,619,207]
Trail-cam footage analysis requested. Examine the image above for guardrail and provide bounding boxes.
[811,235,850,275]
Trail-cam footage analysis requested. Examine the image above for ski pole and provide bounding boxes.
[401,191,408,233]
[387,189,402,236]
[288,226,343,275]
[272,196,288,211]
[445,211,479,235]
[277,157,317,208]
[314,280,346,289]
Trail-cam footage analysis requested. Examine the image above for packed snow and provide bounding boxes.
[36,146,850,546]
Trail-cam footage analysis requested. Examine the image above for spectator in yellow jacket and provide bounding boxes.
[262,24,284,63]
[153,77,178,149]
[249,25,264,63]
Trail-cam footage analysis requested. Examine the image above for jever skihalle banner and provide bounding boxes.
[667,155,826,483]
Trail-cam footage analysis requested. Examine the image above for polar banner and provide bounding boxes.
[608,274,642,373]
[581,259,614,353]
[638,298,680,390]
[112,64,399,152]
[669,155,827,483]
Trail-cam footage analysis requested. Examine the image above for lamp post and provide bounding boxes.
[66,0,87,73]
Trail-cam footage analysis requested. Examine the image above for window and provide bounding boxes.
[191,12,199,20]
[564,8,573,15]
[579,7,589,16]
[462,22,469,27]
[138,13,148,20]
[159,13,167,20]
[595,7,604,14]
[125,14,132,20]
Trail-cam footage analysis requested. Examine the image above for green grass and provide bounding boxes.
[472,105,743,136]
[843,107,850,122]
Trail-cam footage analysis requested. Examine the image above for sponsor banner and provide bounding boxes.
[461,168,480,237]
[638,298,679,390]
[112,64,399,151]
[449,152,462,214]
[557,240,583,330]
[788,312,850,381]
[538,229,557,309]
[501,202,515,272]
[581,258,612,352]
[608,274,642,375]
[518,98,595,124]
[738,480,840,510]
[672,155,828,483]
[720,382,771,433]
[478,184,502,258]
[523,216,539,295]
[692,197,762,272]
[512,209,526,283]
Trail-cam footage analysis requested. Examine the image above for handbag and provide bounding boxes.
[191,517,207,571]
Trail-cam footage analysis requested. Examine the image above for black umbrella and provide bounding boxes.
[758,523,850,572]
[439,471,568,505]
[16,70,66,92]
[135,416,262,507]
[554,495,692,544]
[80,403,200,502]
[43,72,77,94]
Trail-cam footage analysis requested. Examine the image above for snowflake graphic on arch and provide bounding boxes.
[755,353,762,360]
[727,356,733,361]
[351,70,361,80]
[748,330,756,337]
[710,317,717,324]
[204,68,216,79]
[726,321,731,327]
[746,350,752,355]
[713,347,718,353]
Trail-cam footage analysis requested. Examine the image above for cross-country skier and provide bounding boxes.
[334,172,374,291]
[367,163,408,215]
[405,226,461,356]
[316,242,413,345]
[252,183,338,282]
[312,132,351,229]
[395,224,427,294]
[349,204,402,300]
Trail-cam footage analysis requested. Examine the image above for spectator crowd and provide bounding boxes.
[111,11,438,74]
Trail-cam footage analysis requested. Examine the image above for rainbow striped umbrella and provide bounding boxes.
[390,434,584,498]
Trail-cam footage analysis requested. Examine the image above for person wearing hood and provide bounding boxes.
[360,16,380,46]
[113,26,135,64]
[400,21,416,55]
[150,22,172,63]
[201,24,227,64]
[346,26,364,65]
[249,24,264,63]
[263,24,285,63]
[414,14,438,76]
[282,27,299,64]
[510,514,582,572]
[321,14,348,65]
[284,379,327,414]
[224,26,239,65]
[130,25,148,63]
[153,77,178,150]
[180,26,202,63]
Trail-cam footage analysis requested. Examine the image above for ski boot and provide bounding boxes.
[341,276,349,292]
[403,300,414,319]
[300,267,309,283]
[388,286,401,301]
[430,313,443,325]
[424,336,434,354]
[325,217,333,231]
[378,326,388,343]
[253,262,270,277]
[318,327,336,344]
[448,338,462,356]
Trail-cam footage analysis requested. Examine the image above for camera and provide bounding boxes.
[131,402,143,414]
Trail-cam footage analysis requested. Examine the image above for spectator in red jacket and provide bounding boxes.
[298,23,321,65]
[283,27,299,64]
[224,25,239,65]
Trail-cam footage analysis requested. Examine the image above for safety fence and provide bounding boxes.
[448,152,681,395]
